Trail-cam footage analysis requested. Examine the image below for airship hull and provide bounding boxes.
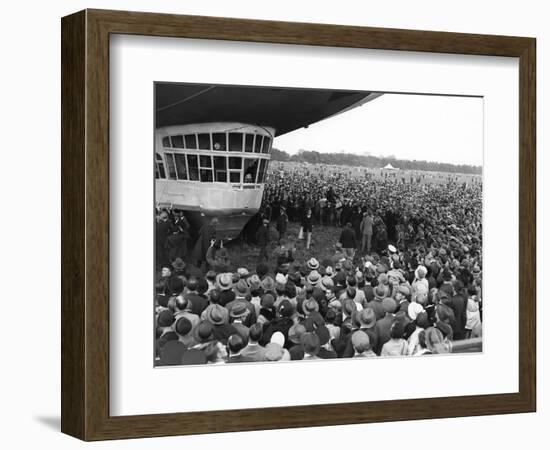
[156,177,264,239]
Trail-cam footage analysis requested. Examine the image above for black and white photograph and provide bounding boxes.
[154,82,483,366]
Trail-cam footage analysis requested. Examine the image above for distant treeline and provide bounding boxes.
[270,148,482,175]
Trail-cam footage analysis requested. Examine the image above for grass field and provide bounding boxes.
[225,221,344,271]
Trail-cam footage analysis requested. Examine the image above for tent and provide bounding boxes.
[382,163,399,170]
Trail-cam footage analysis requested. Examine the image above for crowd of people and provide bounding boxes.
[154,164,483,366]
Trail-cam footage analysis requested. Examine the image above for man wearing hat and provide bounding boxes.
[274,239,295,275]
[331,243,346,266]
[275,206,289,244]
[412,265,429,303]
[255,218,271,262]
[374,297,397,354]
[216,273,235,306]
[338,222,357,259]
[225,290,257,327]
[351,330,376,357]
[203,304,237,345]
[233,278,250,301]
[171,257,187,278]
[287,323,307,360]
[394,284,411,314]
[306,270,321,287]
[360,211,374,254]
[342,308,379,358]
[260,275,276,294]
[155,209,170,268]
[191,217,218,270]
[228,301,250,342]
[307,257,320,272]
[166,209,191,262]
[366,285,387,320]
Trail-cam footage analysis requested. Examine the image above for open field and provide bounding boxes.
[225,221,344,272]
[269,161,482,186]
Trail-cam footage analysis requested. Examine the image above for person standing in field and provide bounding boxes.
[301,209,314,250]
[256,218,270,262]
[276,206,289,244]
[360,211,374,254]
[338,222,357,259]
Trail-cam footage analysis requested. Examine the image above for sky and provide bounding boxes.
[273,93,483,166]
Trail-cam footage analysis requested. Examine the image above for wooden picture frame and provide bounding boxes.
[61,9,536,441]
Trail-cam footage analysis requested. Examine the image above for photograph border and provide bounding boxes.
[61,9,536,441]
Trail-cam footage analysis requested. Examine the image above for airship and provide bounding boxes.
[155,83,381,239]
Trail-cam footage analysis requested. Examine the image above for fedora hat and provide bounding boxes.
[247,274,261,290]
[307,258,320,271]
[342,298,357,317]
[351,330,371,352]
[374,285,386,300]
[237,267,250,278]
[204,304,229,326]
[171,257,186,271]
[261,276,275,292]
[234,279,249,296]
[288,323,307,344]
[358,308,376,329]
[307,270,321,285]
[321,276,334,291]
[302,298,319,315]
[396,285,411,297]
[382,297,397,314]
[229,301,248,318]
[217,272,233,291]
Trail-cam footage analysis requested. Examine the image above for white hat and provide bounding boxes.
[307,258,320,270]
[388,244,397,253]
[270,331,285,347]
[415,265,428,279]
[408,302,425,321]
[275,273,288,285]
[237,267,250,277]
